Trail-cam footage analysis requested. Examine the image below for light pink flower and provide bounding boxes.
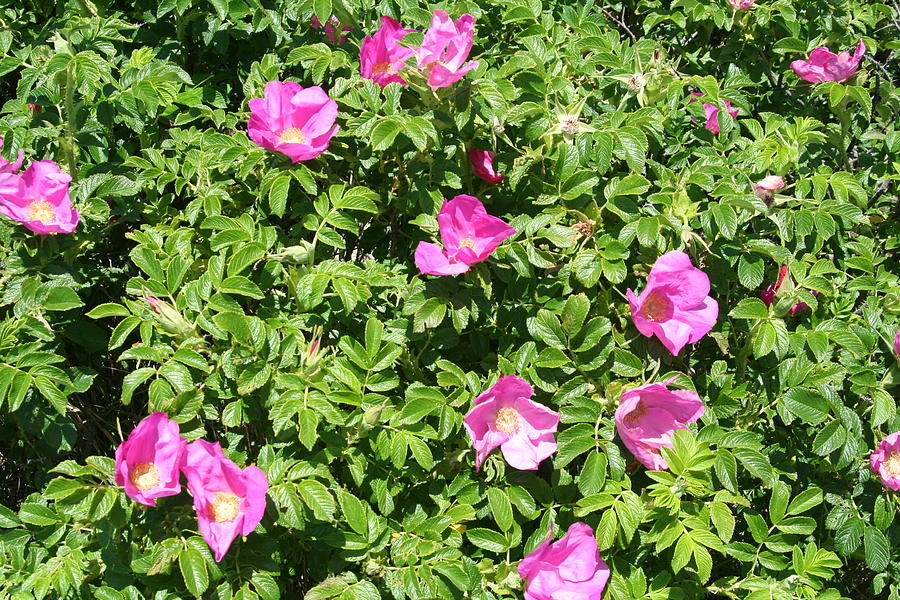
[627,250,718,356]
[760,264,818,315]
[728,0,757,8]
[518,522,610,600]
[690,93,739,134]
[469,149,503,184]
[462,376,559,470]
[791,41,865,83]
[615,378,705,470]
[756,175,785,192]
[182,440,268,562]
[359,16,417,88]
[415,10,479,89]
[414,194,515,276]
[0,137,23,174]
[247,81,339,163]
[870,432,900,491]
[311,15,352,43]
[115,412,187,507]
[0,160,79,234]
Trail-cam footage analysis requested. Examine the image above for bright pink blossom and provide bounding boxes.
[415,10,478,89]
[0,137,23,174]
[615,378,705,470]
[627,251,718,356]
[0,160,79,234]
[414,194,515,276]
[311,15,352,43]
[469,150,503,184]
[728,0,757,8]
[760,265,818,315]
[247,81,339,163]
[359,16,417,88]
[870,432,900,491]
[791,41,865,83]
[463,376,559,471]
[518,522,610,600]
[115,412,187,507]
[756,175,785,192]
[182,440,268,562]
[894,326,900,359]
[690,93,739,134]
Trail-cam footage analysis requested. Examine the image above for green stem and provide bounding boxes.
[64,60,77,179]
[835,100,851,171]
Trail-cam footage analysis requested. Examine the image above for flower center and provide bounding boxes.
[26,200,55,224]
[623,400,647,426]
[494,407,521,434]
[640,291,671,322]
[561,117,580,135]
[277,128,306,145]
[458,237,475,249]
[372,62,394,75]
[130,462,159,491]
[884,452,900,479]
[209,492,241,522]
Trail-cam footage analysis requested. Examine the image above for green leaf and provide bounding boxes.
[18,503,57,526]
[864,527,889,571]
[467,528,509,552]
[487,488,514,532]
[297,480,336,521]
[268,174,290,217]
[730,298,769,319]
[86,303,130,318]
[179,547,209,597]
[339,490,368,536]
[43,287,83,311]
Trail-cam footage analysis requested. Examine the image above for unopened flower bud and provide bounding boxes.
[363,405,385,426]
[145,297,195,338]
[269,241,314,264]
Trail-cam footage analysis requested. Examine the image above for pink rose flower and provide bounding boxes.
[689,93,739,135]
[414,194,515,276]
[114,412,187,507]
[894,326,900,359]
[518,522,610,600]
[415,9,479,89]
[359,16,417,88]
[311,15,352,43]
[627,250,718,356]
[791,41,865,83]
[0,137,23,174]
[469,149,503,184]
[462,375,559,470]
[870,432,900,491]
[615,378,705,470]
[760,264,818,315]
[247,81,339,163]
[728,0,757,8]
[0,159,79,234]
[182,440,269,562]
[756,175,785,192]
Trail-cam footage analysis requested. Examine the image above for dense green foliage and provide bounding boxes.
[1,0,899,599]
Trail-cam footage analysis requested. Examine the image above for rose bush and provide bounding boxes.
[0,1,899,599]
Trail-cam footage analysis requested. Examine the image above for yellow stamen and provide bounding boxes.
[458,237,475,249]
[372,62,394,75]
[277,128,306,145]
[494,407,520,434]
[130,463,159,491]
[26,200,55,224]
[640,291,671,322]
[623,400,647,426]
[884,452,900,479]
[209,492,241,522]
